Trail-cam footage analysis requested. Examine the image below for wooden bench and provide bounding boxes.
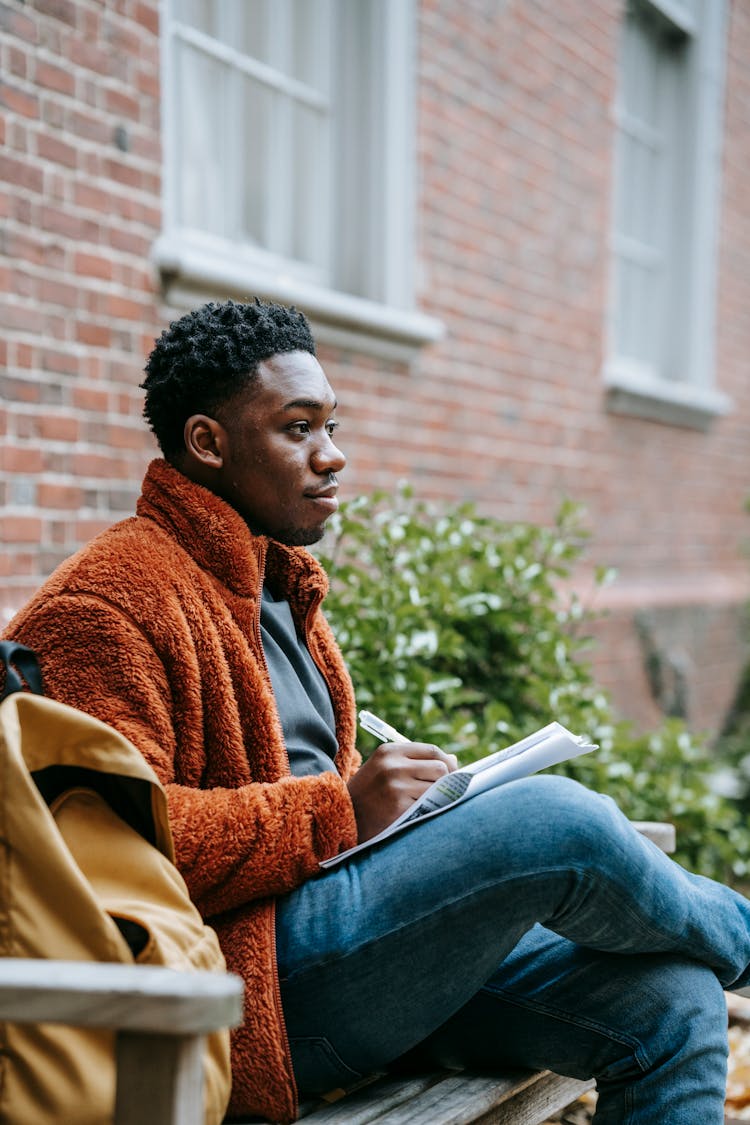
[0,822,674,1125]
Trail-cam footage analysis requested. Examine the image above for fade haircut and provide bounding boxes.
[141,299,315,461]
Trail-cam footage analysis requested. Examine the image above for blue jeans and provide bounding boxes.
[275,776,750,1123]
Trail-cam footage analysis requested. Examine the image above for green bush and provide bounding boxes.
[317,486,750,884]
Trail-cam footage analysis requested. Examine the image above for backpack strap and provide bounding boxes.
[0,642,44,701]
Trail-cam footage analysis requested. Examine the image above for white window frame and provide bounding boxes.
[154,0,442,359]
[604,0,730,428]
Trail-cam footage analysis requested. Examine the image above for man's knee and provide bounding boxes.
[641,960,727,1069]
[476,773,626,862]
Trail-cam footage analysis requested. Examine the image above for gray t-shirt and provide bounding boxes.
[259,584,339,777]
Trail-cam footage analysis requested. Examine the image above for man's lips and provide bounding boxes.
[305,485,339,511]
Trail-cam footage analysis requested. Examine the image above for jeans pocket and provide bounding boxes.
[289,1035,365,1096]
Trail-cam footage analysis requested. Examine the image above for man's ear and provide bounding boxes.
[184,414,226,470]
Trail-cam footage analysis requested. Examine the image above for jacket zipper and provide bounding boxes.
[256,546,297,1117]
[270,899,298,1119]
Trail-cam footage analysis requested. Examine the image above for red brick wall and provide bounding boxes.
[1,0,163,612]
[2,0,749,735]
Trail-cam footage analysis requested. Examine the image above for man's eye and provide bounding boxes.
[288,422,310,435]
[326,420,340,436]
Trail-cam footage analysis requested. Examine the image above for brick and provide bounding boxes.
[0,445,44,473]
[36,414,80,442]
[107,422,146,450]
[67,107,111,144]
[106,294,149,321]
[0,153,44,193]
[135,2,160,35]
[35,0,77,28]
[38,277,80,309]
[0,79,40,118]
[34,59,75,96]
[71,451,129,478]
[37,482,83,508]
[40,203,100,241]
[104,86,141,119]
[3,516,43,544]
[36,130,79,168]
[0,3,38,41]
[74,518,114,541]
[40,348,83,376]
[72,252,113,281]
[73,385,111,412]
[75,321,111,347]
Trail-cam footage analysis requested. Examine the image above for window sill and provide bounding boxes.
[152,235,444,363]
[603,363,731,430]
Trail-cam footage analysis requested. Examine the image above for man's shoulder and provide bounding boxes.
[60,514,190,584]
[11,514,201,625]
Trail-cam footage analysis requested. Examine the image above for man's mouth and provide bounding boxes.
[305,482,339,512]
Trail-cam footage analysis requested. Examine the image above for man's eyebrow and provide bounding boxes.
[281,398,338,411]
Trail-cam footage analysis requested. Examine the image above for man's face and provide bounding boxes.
[216,350,346,546]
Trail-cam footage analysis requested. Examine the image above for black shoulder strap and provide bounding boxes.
[0,642,44,701]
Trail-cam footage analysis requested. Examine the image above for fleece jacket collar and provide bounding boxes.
[135,459,330,609]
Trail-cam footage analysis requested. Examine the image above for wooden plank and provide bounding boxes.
[472,1073,594,1125]
[303,1070,567,1125]
[297,1073,443,1123]
[294,1069,594,1125]
[0,959,244,1034]
[114,1031,205,1125]
[368,1071,572,1125]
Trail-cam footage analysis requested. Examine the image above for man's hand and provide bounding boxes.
[346,742,459,844]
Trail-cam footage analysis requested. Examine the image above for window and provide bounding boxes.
[155,0,441,354]
[605,0,729,426]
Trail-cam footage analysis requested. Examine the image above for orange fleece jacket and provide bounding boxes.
[4,459,361,1122]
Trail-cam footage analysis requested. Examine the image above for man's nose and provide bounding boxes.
[312,434,346,474]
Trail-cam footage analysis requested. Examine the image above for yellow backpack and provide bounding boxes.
[0,644,232,1125]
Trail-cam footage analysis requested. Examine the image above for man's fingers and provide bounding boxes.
[381,741,457,770]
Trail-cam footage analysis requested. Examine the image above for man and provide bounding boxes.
[6,299,750,1124]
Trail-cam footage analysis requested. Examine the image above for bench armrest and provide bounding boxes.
[632,821,676,853]
[0,958,243,1034]
[0,959,244,1125]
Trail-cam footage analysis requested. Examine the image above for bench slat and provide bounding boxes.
[0,959,243,1034]
[297,1073,444,1123]
[295,1069,593,1125]
[471,1072,594,1125]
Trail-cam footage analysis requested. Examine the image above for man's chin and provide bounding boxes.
[275,523,327,548]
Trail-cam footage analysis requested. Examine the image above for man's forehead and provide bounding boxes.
[253,351,336,409]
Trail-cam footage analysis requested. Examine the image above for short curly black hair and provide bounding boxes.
[141,299,315,460]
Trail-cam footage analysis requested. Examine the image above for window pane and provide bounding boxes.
[173,0,214,34]
[240,76,273,247]
[238,1,271,64]
[290,0,331,88]
[176,43,228,237]
[290,101,329,270]
[612,1,691,377]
